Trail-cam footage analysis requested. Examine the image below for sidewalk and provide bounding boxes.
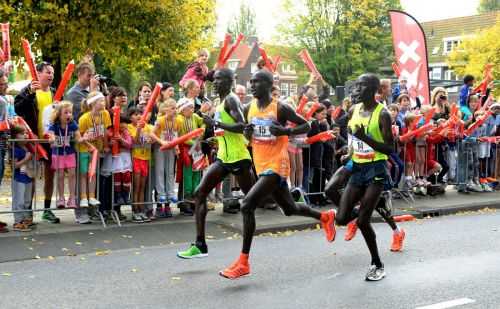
[1,188,499,238]
[0,188,499,263]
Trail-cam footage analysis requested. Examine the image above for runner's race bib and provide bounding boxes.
[251,118,276,143]
[349,133,375,160]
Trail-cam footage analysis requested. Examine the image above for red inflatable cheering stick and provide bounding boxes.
[221,33,244,65]
[160,128,205,151]
[12,116,48,160]
[53,60,75,102]
[140,82,162,124]
[464,110,493,137]
[305,130,336,144]
[21,39,39,81]
[111,103,121,156]
[296,95,308,115]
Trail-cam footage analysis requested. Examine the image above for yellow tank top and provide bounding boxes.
[247,99,289,177]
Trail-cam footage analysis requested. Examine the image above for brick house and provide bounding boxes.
[217,36,300,103]
[421,11,499,92]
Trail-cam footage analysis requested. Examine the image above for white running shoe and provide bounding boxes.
[88,198,101,206]
[365,264,386,281]
[79,199,89,208]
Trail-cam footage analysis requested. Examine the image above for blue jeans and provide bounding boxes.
[456,139,479,189]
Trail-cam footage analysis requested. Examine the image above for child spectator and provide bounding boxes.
[175,97,205,215]
[128,107,162,222]
[388,104,404,188]
[154,100,178,218]
[414,105,433,194]
[47,101,82,209]
[11,126,34,232]
[475,110,494,192]
[111,117,133,220]
[396,94,412,127]
[78,91,111,208]
[179,49,210,99]
[401,113,417,191]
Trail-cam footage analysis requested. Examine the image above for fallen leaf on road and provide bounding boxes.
[75,241,83,246]
[95,250,110,256]
[66,252,77,257]
[226,237,233,240]
[135,252,141,255]
[34,255,41,259]
[47,256,55,260]
[27,247,33,251]
[88,232,94,235]
[171,277,181,280]
[1,273,12,277]
[103,240,112,244]
[80,257,86,261]
[206,235,215,239]
[28,275,35,279]
[315,224,320,230]
[170,241,175,245]
[61,248,69,252]
[131,268,138,273]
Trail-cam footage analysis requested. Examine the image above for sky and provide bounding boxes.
[216,0,481,42]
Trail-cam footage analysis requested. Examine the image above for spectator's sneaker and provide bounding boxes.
[22,218,37,227]
[156,206,167,218]
[0,221,6,227]
[467,182,483,192]
[0,224,8,233]
[180,205,194,216]
[90,213,102,222]
[486,177,497,183]
[177,243,208,259]
[145,210,155,221]
[13,222,31,232]
[320,209,336,242]
[219,259,250,279]
[75,213,91,224]
[390,229,406,252]
[164,205,173,218]
[479,178,488,184]
[56,198,66,209]
[88,198,101,206]
[132,213,144,223]
[482,184,493,192]
[345,219,358,241]
[159,196,167,204]
[67,198,77,209]
[365,264,385,281]
[170,197,178,204]
[140,213,151,223]
[80,198,89,208]
[42,211,60,224]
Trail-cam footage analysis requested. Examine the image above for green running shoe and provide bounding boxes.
[177,243,208,259]
[42,210,60,224]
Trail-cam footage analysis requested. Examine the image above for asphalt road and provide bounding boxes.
[0,211,499,309]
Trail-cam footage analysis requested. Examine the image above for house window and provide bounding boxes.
[443,38,461,54]
[251,62,257,73]
[432,46,440,55]
[431,67,442,80]
[444,69,458,81]
[289,83,297,96]
[228,60,239,71]
[280,83,289,97]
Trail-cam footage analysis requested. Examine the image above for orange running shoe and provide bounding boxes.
[479,178,487,184]
[344,219,358,241]
[320,209,336,242]
[219,259,250,279]
[486,177,497,183]
[390,228,406,252]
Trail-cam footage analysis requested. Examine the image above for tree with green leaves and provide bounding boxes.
[227,2,257,39]
[0,0,215,85]
[478,0,500,13]
[277,0,401,87]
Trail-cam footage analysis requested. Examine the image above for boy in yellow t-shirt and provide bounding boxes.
[127,107,163,223]
[78,92,111,208]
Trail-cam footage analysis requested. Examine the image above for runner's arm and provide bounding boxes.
[276,102,310,136]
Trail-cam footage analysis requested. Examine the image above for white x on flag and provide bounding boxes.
[398,40,421,64]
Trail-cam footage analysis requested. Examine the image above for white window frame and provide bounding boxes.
[442,36,461,55]
[280,83,289,97]
[250,62,257,73]
[228,60,239,71]
[289,83,298,96]
[431,67,442,80]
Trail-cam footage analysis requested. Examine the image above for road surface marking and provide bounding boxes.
[416,298,476,309]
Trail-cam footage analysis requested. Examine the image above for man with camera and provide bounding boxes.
[66,63,100,119]
[65,62,100,224]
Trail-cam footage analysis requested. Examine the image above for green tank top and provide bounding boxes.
[348,103,388,163]
[215,100,251,164]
